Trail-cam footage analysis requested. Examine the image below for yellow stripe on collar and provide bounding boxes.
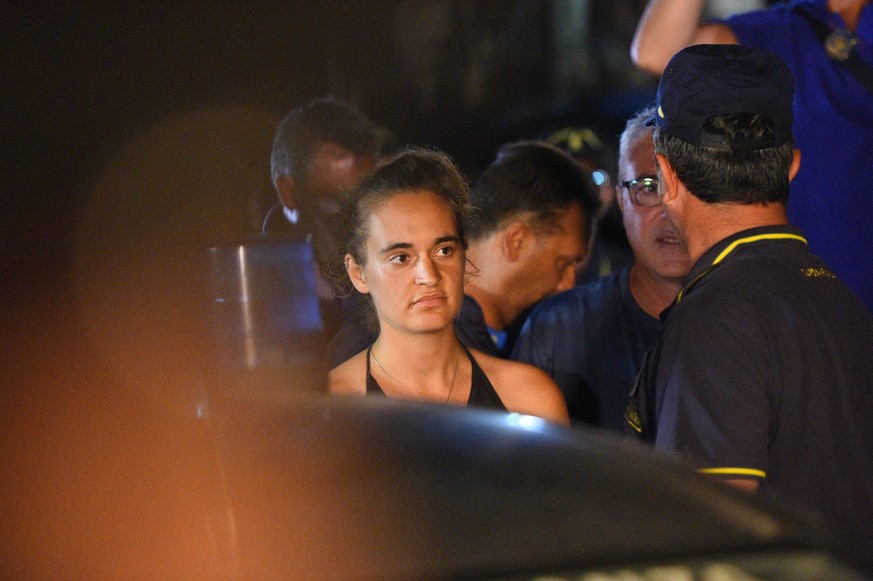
[676,233,808,303]
[698,467,767,479]
[711,233,807,266]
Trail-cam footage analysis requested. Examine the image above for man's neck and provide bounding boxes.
[682,203,789,264]
[464,283,508,331]
[628,264,684,318]
[464,242,514,331]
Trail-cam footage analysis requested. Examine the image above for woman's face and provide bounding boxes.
[347,190,465,335]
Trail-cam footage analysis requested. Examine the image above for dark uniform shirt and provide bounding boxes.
[512,265,660,431]
[628,225,873,563]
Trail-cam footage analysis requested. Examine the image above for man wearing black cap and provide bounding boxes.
[631,0,873,314]
[626,44,873,571]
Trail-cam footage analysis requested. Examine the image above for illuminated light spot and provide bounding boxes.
[504,413,549,433]
[591,169,608,187]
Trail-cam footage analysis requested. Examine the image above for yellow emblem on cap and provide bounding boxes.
[657,105,664,119]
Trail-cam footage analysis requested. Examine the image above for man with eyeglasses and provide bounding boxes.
[511,106,691,432]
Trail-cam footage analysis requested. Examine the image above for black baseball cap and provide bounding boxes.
[647,44,794,151]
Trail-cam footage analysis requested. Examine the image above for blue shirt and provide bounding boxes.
[720,0,873,311]
[512,265,661,432]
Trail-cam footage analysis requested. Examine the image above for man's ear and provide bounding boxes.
[788,148,802,182]
[501,220,531,262]
[345,254,369,294]
[275,174,297,210]
[655,153,680,205]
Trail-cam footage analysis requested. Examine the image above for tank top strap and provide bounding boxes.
[366,343,506,410]
[461,344,507,411]
[365,345,387,396]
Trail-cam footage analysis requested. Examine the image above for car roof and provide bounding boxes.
[206,393,840,579]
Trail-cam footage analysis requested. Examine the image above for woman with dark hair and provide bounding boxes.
[323,148,568,423]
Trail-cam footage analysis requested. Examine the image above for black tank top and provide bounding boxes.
[366,343,507,411]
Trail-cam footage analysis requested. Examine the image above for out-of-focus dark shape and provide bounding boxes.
[207,236,324,371]
[206,235,327,397]
[2,387,868,579]
[264,97,387,342]
[67,106,280,417]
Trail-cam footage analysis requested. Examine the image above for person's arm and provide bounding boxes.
[502,364,570,425]
[479,351,570,424]
[527,371,570,425]
[631,0,740,75]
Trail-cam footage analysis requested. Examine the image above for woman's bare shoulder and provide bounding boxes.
[468,348,549,385]
[328,350,368,395]
[468,348,569,424]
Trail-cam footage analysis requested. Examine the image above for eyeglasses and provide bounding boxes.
[621,177,661,207]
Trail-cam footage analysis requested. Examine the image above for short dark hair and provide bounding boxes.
[270,97,381,186]
[320,147,470,303]
[466,141,600,241]
[654,113,794,205]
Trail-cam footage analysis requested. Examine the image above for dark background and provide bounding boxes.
[1,1,659,409]
[3,0,656,261]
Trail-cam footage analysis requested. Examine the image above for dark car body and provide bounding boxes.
[5,383,866,580]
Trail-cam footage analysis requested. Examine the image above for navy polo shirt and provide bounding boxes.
[628,225,873,562]
[512,265,661,432]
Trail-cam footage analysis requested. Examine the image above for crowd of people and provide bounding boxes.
[260,1,873,572]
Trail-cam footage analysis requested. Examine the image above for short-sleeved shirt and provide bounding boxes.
[628,225,873,563]
[719,0,873,311]
[512,265,660,432]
